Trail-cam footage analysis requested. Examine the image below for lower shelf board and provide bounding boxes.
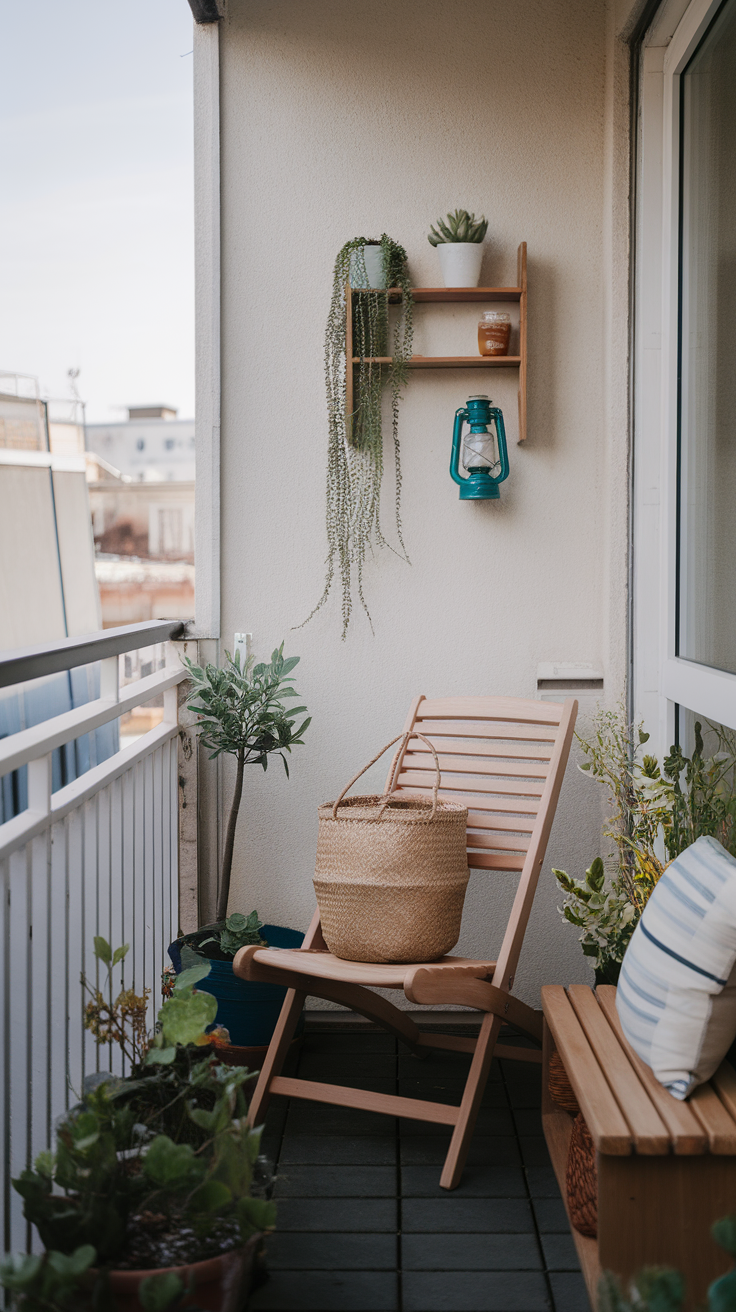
[350,355,522,368]
[543,1109,601,1305]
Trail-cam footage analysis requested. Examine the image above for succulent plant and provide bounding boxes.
[428,209,488,246]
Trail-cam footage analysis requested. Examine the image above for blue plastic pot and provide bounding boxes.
[168,923,304,1048]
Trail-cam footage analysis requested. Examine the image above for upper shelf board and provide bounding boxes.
[351,286,523,303]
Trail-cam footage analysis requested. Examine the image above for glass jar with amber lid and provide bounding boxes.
[478,311,511,357]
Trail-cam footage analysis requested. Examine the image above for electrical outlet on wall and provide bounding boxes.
[234,632,252,666]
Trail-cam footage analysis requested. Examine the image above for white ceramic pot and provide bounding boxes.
[437,242,484,288]
[349,244,387,289]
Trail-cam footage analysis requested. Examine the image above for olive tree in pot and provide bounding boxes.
[169,644,311,1054]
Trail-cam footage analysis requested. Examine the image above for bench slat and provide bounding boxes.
[712,1061,736,1123]
[541,985,631,1155]
[596,986,707,1154]
[689,1082,736,1153]
[567,986,669,1154]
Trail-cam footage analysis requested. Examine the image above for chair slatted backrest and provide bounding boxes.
[384,694,577,986]
[386,695,566,875]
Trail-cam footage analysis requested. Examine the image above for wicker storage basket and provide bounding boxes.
[314,733,469,964]
[566,1112,598,1238]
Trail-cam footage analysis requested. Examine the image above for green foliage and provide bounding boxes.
[428,209,488,245]
[553,707,736,979]
[138,1271,188,1311]
[184,643,310,919]
[304,234,414,639]
[598,1217,736,1311]
[0,1245,96,1311]
[552,856,637,976]
[184,645,309,772]
[83,937,149,1068]
[202,911,265,958]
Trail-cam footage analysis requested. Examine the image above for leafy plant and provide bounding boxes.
[2,939,275,1305]
[428,209,488,245]
[598,1213,736,1311]
[83,937,149,1069]
[201,912,265,959]
[0,1245,96,1311]
[184,644,310,922]
[553,707,736,980]
[303,234,414,639]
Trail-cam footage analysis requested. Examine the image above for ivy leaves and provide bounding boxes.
[304,234,413,639]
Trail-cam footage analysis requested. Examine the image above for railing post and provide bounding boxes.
[26,753,51,816]
[100,655,119,702]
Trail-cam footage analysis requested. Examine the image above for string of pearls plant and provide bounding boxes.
[302,235,413,639]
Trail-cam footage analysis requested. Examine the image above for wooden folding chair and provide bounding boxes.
[234,694,578,1190]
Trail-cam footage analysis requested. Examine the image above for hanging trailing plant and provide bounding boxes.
[302,234,414,639]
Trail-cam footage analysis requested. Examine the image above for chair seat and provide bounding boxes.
[250,946,496,990]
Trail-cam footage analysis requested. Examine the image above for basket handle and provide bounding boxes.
[331,732,441,822]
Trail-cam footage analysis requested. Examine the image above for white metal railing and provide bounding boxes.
[0,620,189,1253]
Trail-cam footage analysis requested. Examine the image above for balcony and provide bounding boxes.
[0,620,588,1311]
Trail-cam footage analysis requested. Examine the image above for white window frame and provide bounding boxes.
[633,0,736,749]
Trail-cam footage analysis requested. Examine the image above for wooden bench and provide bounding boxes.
[541,984,736,1310]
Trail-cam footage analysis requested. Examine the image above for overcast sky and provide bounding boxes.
[0,1,194,422]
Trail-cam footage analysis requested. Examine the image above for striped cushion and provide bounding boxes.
[616,835,736,1099]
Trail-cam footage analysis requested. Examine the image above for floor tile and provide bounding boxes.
[532,1198,570,1233]
[304,1032,397,1053]
[402,1232,542,1270]
[400,1106,514,1136]
[549,1271,591,1312]
[272,1164,396,1198]
[526,1167,561,1198]
[297,1054,397,1079]
[400,1135,521,1167]
[263,1231,397,1270]
[274,1197,397,1231]
[402,1197,534,1234]
[248,1269,399,1310]
[401,1165,527,1198]
[285,1103,396,1136]
[540,1232,581,1271]
[278,1135,396,1165]
[401,1270,550,1311]
[519,1136,552,1168]
[513,1109,543,1135]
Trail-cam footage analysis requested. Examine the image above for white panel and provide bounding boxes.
[51,471,101,636]
[0,466,66,648]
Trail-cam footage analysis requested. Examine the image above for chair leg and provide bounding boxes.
[439,1011,503,1191]
[247,987,306,1128]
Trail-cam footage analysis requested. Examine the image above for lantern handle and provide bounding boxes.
[450,406,468,487]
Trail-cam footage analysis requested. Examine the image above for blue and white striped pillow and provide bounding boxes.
[616,835,736,1099]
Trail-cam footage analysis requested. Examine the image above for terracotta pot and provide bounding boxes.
[210,1034,301,1068]
[94,1235,261,1312]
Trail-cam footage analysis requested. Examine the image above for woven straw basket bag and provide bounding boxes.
[314,732,469,964]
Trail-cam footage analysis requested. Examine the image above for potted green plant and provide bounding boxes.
[1,938,275,1311]
[428,209,488,287]
[303,234,413,639]
[553,708,736,984]
[170,644,311,1052]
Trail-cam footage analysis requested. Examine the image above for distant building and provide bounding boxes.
[89,479,195,562]
[86,405,195,482]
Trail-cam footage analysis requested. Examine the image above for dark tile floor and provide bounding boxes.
[247,1028,591,1312]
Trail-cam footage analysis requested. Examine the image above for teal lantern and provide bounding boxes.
[450,395,509,500]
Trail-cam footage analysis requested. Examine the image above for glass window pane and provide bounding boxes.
[678,0,736,672]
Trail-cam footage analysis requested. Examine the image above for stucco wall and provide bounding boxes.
[214,0,630,1004]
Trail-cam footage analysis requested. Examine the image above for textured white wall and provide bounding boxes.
[215,0,631,1004]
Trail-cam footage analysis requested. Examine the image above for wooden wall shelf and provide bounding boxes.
[346,242,528,441]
